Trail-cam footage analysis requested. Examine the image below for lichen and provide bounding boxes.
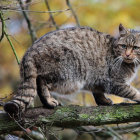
[55,106,75,114]
[79,114,89,119]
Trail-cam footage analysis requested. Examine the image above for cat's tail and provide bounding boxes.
[4,56,38,116]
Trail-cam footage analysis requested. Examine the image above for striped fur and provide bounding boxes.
[4,24,140,115]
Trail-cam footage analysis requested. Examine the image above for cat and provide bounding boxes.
[4,24,140,115]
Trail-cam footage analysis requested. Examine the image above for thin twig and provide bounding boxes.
[17,0,37,43]
[34,13,72,31]
[66,0,80,26]
[0,11,20,65]
[0,93,13,101]
[0,12,5,42]
[104,126,123,140]
[112,123,140,131]
[0,102,4,106]
[13,118,34,140]
[38,127,47,140]
[5,31,20,65]
[76,124,140,138]
[1,8,70,13]
[44,0,59,30]
[0,0,43,11]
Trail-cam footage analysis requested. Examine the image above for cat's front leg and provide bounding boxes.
[111,82,140,102]
[37,76,59,108]
[92,85,113,105]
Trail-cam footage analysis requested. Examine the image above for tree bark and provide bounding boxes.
[0,104,140,134]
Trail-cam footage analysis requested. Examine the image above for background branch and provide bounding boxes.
[17,0,37,43]
[66,0,80,26]
[1,8,70,13]
[44,0,59,30]
[0,11,20,65]
[0,12,5,42]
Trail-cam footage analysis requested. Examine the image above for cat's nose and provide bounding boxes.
[125,49,132,58]
[126,54,130,57]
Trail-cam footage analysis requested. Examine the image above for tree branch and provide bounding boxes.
[17,0,37,43]
[75,124,140,139]
[1,104,140,134]
[66,0,80,26]
[0,11,20,65]
[1,7,70,13]
[44,0,59,30]
[0,12,5,42]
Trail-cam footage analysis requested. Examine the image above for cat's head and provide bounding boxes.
[113,24,140,65]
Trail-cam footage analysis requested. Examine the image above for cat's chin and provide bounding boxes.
[123,59,134,64]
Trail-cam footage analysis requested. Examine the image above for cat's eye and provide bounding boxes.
[121,45,127,49]
[133,46,139,50]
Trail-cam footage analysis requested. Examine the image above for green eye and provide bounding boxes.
[133,46,139,50]
[121,45,127,49]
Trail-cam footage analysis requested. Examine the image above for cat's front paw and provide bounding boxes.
[95,97,113,106]
[46,97,59,108]
[132,91,140,103]
[134,99,140,104]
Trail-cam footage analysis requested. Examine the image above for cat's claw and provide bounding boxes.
[106,98,113,105]
[47,97,59,108]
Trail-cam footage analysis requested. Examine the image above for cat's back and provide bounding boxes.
[21,26,112,77]
[22,26,112,75]
[26,26,111,64]
[32,26,102,53]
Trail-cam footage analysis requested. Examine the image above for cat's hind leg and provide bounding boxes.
[92,86,113,106]
[36,76,59,108]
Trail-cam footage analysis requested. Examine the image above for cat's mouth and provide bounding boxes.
[123,58,134,63]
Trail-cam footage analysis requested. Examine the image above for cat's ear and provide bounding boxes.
[119,24,129,37]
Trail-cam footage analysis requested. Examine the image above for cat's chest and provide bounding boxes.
[126,70,137,84]
[110,66,136,83]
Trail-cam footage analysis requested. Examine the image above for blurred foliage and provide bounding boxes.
[1,0,140,139]
[1,0,140,104]
[1,0,140,103]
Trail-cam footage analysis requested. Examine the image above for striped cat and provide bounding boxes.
[4,24,140,115]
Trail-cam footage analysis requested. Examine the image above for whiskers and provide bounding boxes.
[111,56,123,72]
[112,57,140,73]
[133,58,140,69]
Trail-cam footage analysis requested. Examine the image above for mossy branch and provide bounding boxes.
[0,11,20,65]
[0,104,140,134]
